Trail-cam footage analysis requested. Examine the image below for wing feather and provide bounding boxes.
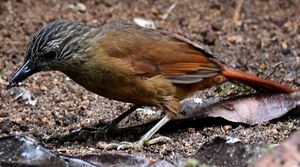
[100,24,223,84]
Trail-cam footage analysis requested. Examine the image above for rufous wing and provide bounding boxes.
[100,24,222,84]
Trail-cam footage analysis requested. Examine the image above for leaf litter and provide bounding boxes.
[179,92,300,125]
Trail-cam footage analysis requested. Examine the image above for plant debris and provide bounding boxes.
[179,92,300,125]
[8,87,37,106]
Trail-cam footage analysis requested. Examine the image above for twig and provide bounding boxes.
[233,0,244,22]
[159,3,177,20]
[265,61,283,79]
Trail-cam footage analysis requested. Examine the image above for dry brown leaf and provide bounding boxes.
[179,92,300,125]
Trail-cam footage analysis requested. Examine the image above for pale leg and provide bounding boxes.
[104,113,173,150]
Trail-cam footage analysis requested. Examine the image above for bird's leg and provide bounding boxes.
[105,113,173,150]
[105,104,140,132]
[83,104,140,134]
[104,99,180,150]
[48,104,139,142]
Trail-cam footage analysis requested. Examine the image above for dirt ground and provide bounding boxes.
[0,0,299,166]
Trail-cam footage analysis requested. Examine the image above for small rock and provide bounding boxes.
[42,117,49,125]
[52,79,59,85]
[282,41,288,49]
[178,17,188,27]
[227,35,243,44]
[188,128,196,133]
[12,117,22,124]
[193,98,203,104]
[133,18,156,29]
[65,77,71,81]
[203,31,216,45]
[40,85,48,92]
[284,72,294,82]
[68,2,86,12]
[0,117,4,123]
[19,123,29,131]
[223,125,232,132]
[226,136,241,144]
[148,157,157,164]
[259,63,268,71]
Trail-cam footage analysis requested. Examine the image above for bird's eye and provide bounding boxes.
[45,50,57,60]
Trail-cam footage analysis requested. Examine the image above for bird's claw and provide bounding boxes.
[118,141,144,150]
[102,141,144,150]
[83,124,114,138]
[99,136,173,150]
[46,122,118,142]
[145,136,173,145]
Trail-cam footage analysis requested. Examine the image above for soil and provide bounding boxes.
[0,0,299,166]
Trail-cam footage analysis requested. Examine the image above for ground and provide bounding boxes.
[0,0,299,166]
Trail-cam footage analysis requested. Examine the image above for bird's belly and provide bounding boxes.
[66,70,171,106]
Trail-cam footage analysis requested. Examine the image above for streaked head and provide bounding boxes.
[8,21,96,88]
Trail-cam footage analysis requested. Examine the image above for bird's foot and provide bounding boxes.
[47,122,117,142]
[83,122,118,137]
[104,141,144,150]
[145,136,173,145]
[101,136,173,150]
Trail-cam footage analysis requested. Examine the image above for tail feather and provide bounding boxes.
[221,66,294,93]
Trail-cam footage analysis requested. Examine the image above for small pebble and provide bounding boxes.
[223,125,232,132]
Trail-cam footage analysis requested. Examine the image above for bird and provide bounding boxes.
[8,21,294,149]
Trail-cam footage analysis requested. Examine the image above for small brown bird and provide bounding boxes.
[8,21,294,149]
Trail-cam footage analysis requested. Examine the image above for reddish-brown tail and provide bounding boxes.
[221,66,294,93]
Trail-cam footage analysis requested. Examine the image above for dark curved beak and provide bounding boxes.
[7,60,39,89]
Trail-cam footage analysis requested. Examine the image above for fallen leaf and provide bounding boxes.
[179,92,300,125]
